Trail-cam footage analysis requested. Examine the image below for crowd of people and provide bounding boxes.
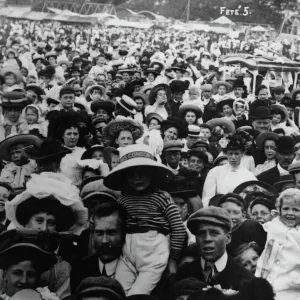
[0,15,300,300]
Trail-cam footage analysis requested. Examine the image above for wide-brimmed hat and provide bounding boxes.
[133,92,149,106]
[250,106,272,120]
[26,85,45,97]
[1,91,28,108]
[0,134,42,161]
[178,104,203,119]
[281,96,299,109]
[90,100,115,114]
[57,59,70,67]
[23,138,71,160]
[291,87,300,101]
[148,83,171,105]
[150,60,165,70]
[139,84,154,95]
[256,132,279,149]
[272,86,285,94]
[270,104,289,122]
[0,65,23,84]
[274,175,295,193]
[161,116,188,139]
[212,81,233,93]
[145,112,164,127]
[103,144,173,191]
[38,66,56,78]
[81,145,105,160]
[103,147,119,165]
[206,118,235,134]
[187,149,208,163]
[103,119,144,142]
[85,85,106,99]
[32,54,46,64]
[117,68,134,75]
[171,63,187,73]
[0,230,57,272]
[45,51,57,59]
[216,99,234,112]
[116,95,137,114]
[144,68,160,76]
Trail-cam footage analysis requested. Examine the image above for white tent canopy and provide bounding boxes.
[211,16,235,25]
[250,25,268,32]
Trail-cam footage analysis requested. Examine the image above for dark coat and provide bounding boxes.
[256,165,280,186]
[176,256,253,290]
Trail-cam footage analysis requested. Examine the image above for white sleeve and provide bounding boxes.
[202,168,217,207]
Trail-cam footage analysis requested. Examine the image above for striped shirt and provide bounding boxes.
[118,189,186,260]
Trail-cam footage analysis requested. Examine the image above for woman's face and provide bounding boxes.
[251,204,272,224]
[296,94,300,101]
[220,201,244,227]
[115,130,133,147]
[272,114,282,125]
[155,89,167,105]
[96,109,109,121]
[211,76,218,84]
[223,105,233,116]
[63,127,79,148]
[264,140,277,160]
[97,57,106,66]
[226,149,243,167]
[4,261,39,297]
[6,107,22,123]
[147,73,155,82]
[149,118,159,128]
[26,213,56,232]
[185,111,196,125]
[164,127,178,142]
[238,248,259,274]
[218,85,227,96]
[135,99,144,112]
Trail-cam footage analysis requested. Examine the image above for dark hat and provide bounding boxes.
[23,138,72,161]
[76,276,126,300]
[270,104,289,122]
[216,99,234,112]
[187,206,232,234]
[103,147,119,166]
[1,91,28,108]
[59,86,75,98]
[274,175,295,193]
[132,92,149,106]
[276,136,295,154]
[26,85,45,97]
[148,83,171,105]
[256,85,268,95]
[249,197,276,211]
[163,140,184,152]
[208,194,224,207]
[272,86,285,94]
[145,112,164,127]
[161,116,188,139]
[91,100,115,114]
[187,149,208,163]
[38,66,55,78]
[81,145,104,160]
[199,124,212,131]
[0,229,57,272]
[250,106,272,120]
[169,80,190,94]
[191,140,209,150]
[256,132,279,149]
[218,193,247,209]
[128,295,158,300]
[233,78,246,89]
[171,63,187,73]
[144,67,160,76]
[281,96,298,109]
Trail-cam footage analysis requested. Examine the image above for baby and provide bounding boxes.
[2,71,21,93]
[255,188,300,300]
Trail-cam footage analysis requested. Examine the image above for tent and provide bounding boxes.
[250,25,267,32]
[211,16,235,25]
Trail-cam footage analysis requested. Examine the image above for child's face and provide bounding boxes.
[220,201,244,226]
[185,111,196,125]
[180,157,189,168]
[199,128,211,142]
[92,150,103,160]
[218,86,227,95]
[223,105,232,116]
[5,74,16,86]
[280,197,300,227]
[111,154,120,169]
[272,114,282,125]
[149,119,159,128]
[126,167,152,192]
[26,108,38,124]
[10,144,26,166]
[173,196,188,221]
[236,103,245,113]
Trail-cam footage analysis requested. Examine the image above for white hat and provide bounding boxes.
[188,125,201,137]
[116,95,137,114]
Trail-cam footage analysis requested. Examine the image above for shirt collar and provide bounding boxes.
[201,251,228,273]
[98,259,118,277]
[277,163,289,175]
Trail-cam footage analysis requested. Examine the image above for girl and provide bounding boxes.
[104,144,186,296]
[178,104,202,126]
[19,105,48,137]
[256,188,300,300]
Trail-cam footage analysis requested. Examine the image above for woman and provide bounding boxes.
[178,104,202,126]
[144,68,160,85]
[5,174,88,298]
[161,116,188,144]
[144,84,171,120]
[233,242,262,274]
[0,230,57,300]
[202,132,257,207]
[132,92,148,125]
[254,132,278,176]
[212,81,233,103]
[90,101,115,123]
[216,99,235,121]
[103,118,144,148]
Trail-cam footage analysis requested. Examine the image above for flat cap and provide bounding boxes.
[288,162,300,174]
[191,140,209,150]
[272,86,285,94]
[163,140,183,152]
[187,206,232,234]
[59,86,75,98]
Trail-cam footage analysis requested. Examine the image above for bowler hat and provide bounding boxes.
[187,206,232,234]
[250,106,272,120]
[277,136,295,154]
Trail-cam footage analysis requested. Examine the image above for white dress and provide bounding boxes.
[202,163,257,207]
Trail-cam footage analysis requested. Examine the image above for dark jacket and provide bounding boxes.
[256,165,280,186]
[176,255,253,290]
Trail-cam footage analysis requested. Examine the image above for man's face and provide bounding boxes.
[234,87,244,98]
[195,223,231,262]
[276,151,295,170]
[93,212,124,264]
[252,119,271,133]
[96,76,106,86]
[165,151,181,169]
[202,90,212,99]
[274,92,284,102]
[60,93,75,109]
[186,136,199,149]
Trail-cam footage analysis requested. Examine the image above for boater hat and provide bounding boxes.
[103,144,174,191]
[116,95,137,114]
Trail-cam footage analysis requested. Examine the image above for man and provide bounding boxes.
[71,201,126,292]
[232,77,247,101]
[163,140,183,174]
[201,85,218,123]
[250,106,272,133]
[272,86,285,104]
[257,136,296,186]
[288,162,300,189]
[176,206,253,289]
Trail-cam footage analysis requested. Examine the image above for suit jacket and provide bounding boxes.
[176,256,253,290]
[256,165,280,186]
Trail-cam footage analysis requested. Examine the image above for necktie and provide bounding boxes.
[203,261,214,285]
[102,264,107,276]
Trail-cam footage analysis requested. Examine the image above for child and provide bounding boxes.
[233,99,249,128]
[1,67,22,93]
[199,124,212,143]
[19,105,48,137]
[104,144,186,296]
[255,188,300,300]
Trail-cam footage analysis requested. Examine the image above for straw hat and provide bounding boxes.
[270,104,289,122]
[103,144,173,191]
[178,104,203,119]
[85,85,106,99]
[206,118,235,134]
[212,81,233,93]
[0,65,23,84]
[116,95,137,114]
